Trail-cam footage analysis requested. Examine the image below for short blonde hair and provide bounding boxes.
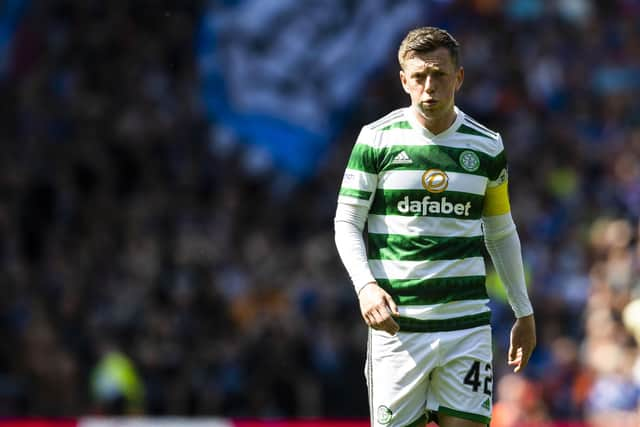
[398,26,460,69]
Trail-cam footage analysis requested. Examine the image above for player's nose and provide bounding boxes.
[424,77,436,93]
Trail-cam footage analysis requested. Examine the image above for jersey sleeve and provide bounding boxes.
[483,134,511,216]
[337,126,378,209]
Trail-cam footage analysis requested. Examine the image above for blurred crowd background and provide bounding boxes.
[1,0,640,425]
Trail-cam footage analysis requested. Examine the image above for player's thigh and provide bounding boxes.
[437,413,486,427]
[367,329,435,427]
[431,327,493,425]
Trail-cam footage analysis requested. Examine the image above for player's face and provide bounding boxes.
[400,47,464,121]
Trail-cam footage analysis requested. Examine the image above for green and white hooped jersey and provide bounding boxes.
[338,106,507,332]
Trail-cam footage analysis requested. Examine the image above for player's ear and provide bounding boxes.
[455,66,464,92]
[400,69,410,94]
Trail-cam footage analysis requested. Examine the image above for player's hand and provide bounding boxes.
[508,314,536,373]
[358,282,400,335]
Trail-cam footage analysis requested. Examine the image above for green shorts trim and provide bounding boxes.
[396,311,491,332]
[439,405,491,424]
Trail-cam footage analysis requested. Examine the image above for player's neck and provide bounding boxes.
[412,106,457,135]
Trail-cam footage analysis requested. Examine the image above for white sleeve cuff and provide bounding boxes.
[334,203,376,293]
[483,213,534,318]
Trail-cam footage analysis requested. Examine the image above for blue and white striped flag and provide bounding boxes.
[197,0,426,179]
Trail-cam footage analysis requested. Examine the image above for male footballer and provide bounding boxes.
[334,27,536,427]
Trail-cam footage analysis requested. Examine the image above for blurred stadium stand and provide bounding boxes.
[0,419,595,427]
[0,0,639,425]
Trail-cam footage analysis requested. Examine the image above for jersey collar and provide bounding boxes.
[405,105,464,140]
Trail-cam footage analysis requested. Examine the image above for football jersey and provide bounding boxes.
[337,106,508,332]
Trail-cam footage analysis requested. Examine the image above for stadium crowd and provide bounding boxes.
[0,0,639,425]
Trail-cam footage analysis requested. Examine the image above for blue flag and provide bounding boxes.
[197,0,426,179]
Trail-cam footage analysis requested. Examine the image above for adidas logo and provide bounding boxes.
[481,398,491,411]
[391,151,412,164]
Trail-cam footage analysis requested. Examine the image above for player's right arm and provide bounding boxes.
[334,127,399,335]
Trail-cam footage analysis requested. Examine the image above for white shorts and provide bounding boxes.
[365,325,493,426]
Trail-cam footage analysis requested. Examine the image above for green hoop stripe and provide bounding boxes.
[377,277,488,305]
[367,234,484,262]
[381,121,412,131]
[487,150,507,181]
[376,145,493,176]
[439,405,491,425]
[339,188,372,200]
[349,143,502,177]
[346,143,378,174]
[396,311,490,332]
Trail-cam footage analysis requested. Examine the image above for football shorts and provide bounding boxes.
[365,325,493,426]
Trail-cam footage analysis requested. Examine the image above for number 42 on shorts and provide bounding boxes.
[463,361,492,396]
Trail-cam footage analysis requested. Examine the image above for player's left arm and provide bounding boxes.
[482,146,536,373]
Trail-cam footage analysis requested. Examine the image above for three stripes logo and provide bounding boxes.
[391,150,412,164]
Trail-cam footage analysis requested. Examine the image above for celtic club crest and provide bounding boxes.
[377,405,393,424]
[459,150,480,172]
